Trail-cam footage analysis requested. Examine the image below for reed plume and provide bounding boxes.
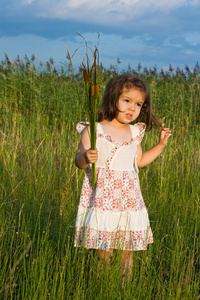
[66,33,100,187]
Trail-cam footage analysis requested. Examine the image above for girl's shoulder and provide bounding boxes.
[130,122,146,143]
[76,121,102,135]
[130,122,146,131]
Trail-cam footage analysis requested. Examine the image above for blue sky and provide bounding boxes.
[0,0,200,72]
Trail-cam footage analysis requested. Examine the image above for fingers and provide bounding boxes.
[85,149,98,164]
[163,132,172,141]
[160,124,172,137]
[159,123,165,133]
[162,129,172,139]
[159,123,172,146]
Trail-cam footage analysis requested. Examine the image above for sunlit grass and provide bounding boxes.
[0,56,199,299]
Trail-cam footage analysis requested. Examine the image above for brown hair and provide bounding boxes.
[98,74,161,130]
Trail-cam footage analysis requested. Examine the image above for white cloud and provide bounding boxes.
[189,0,200,6]
[163,37,183,48]
[185,49,195,54]
[0,34,67,65]
[0,32,160,70]
[35,0,200,24]
[21,0,34,4]
[185,32,200,46]
[0,30,199,72]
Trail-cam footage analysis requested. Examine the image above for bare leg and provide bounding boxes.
[97,249,113,262]
[96,249,113,282]
[121,250,133,289]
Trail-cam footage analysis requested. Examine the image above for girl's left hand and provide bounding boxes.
[159,124,172,147]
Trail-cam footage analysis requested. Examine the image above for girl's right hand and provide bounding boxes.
[75,127,98,169]
[85,149,98,164]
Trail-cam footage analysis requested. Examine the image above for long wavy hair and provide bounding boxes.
[98,74,161,130]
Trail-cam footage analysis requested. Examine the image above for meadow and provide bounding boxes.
[0,55,199,299]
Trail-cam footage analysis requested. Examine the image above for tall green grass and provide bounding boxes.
[0,56,199,299]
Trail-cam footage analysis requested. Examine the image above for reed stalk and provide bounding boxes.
[66,34,100,187]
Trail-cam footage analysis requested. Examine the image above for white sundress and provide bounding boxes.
[74,122,153,251]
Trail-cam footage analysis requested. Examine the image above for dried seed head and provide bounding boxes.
[90,84,99,98]
[90,84,95,97]
[83,69,89,83]
[94,84,99,99]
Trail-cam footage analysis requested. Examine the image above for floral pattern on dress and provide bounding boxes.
[97,132,135,146]
[136,123,146,143]
[79,167,145,212]
[75,226,153,251]
[76,122,90,135]
[74,122,153,251]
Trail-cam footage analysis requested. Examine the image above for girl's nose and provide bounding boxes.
[129,104,135,111]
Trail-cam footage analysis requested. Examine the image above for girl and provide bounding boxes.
[74,74,171,282]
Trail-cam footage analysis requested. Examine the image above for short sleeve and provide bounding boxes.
[130,122,146,143]
[76,122,90,135]
[136,123,146,143]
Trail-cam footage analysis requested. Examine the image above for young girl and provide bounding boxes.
[74,74,171,281]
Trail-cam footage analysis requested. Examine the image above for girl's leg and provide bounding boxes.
[121,250,133,289]
[96,249,113,279]
[97,249,113,262]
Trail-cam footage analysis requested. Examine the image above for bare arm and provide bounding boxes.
[75,127,98,169]
[137,125,172,168]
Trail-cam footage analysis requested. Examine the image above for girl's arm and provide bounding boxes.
[75,127,98,169]
[137,125,172,168]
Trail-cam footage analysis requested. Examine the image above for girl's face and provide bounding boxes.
[115,87,145,124]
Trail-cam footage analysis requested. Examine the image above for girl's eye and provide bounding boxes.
[124,99,129,102]
[137,103,142,107]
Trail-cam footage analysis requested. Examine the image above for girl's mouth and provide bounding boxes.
[126,113,133,119]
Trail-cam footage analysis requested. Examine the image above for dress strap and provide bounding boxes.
[96,123,104,135]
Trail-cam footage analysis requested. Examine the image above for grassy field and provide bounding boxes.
[0,56,200,299]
